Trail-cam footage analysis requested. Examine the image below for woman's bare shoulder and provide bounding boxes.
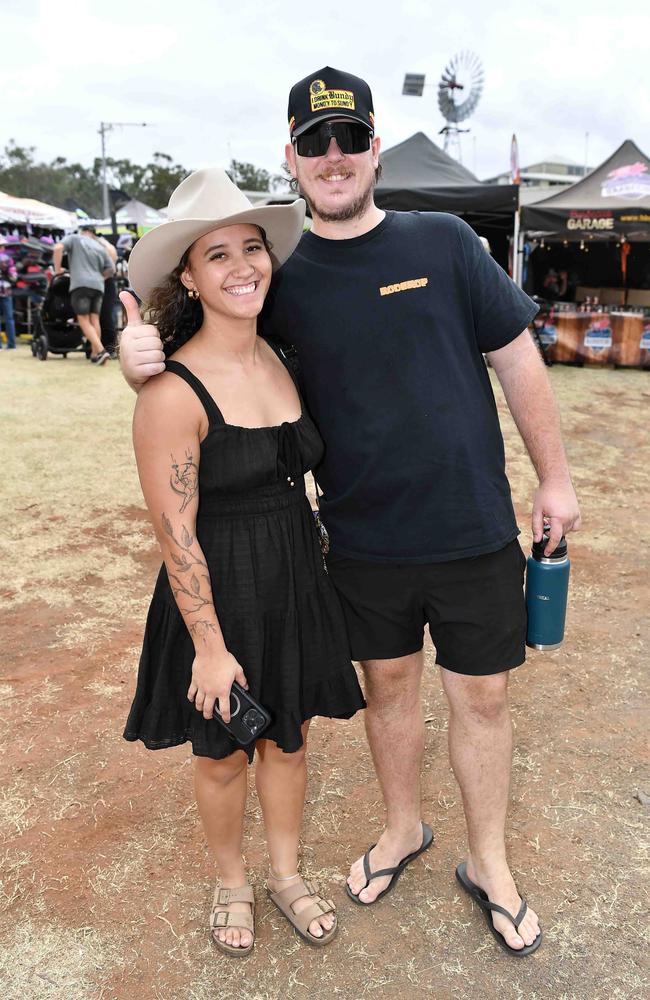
[135,368,193,407]
[134,369,203,433]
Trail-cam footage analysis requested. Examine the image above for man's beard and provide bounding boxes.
[298,174,375,224]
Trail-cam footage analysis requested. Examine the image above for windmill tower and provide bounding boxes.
[437,51,484,162]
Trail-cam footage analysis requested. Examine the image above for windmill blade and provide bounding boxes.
[437,50,484,124]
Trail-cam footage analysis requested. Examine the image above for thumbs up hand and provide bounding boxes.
[119,290,166,390]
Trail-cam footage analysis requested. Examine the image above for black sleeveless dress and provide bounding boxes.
[123,353,365,761]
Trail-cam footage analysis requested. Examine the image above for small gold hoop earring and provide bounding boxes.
[188,288,199,300]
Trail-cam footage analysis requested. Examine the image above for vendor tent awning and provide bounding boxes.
[115,198,166,227]
[95,198,167,234]
[375,132,518,222]
[0,191,76,229]
[521,139,650,240]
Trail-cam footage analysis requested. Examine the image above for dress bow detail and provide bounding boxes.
[277,421,302,488]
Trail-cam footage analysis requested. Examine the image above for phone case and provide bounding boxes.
[213,682,272,747]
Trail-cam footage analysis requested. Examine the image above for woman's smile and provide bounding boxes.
[224,280,259,296]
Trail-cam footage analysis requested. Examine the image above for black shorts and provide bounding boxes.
[70,287,103,315]
[326,539,527,675]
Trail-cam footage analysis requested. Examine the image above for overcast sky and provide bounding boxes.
[3,0,648,191]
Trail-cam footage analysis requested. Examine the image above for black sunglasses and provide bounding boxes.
[293,121,373,158]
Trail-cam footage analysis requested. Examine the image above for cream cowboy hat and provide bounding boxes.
[128,168,306,302]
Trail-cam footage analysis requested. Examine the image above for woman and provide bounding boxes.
[122,168,365,956]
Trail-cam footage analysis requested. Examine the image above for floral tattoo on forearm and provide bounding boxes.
[163,449,218,622]
[170,449,198,513]
[161,513,212,615]
[188,620,219,645]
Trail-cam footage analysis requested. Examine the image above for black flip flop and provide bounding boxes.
[455,861,542,957]
[346,822,434,906]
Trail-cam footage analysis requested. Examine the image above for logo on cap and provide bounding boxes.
[309,77,355,113]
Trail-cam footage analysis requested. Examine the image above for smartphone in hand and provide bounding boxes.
[213,682,271,746]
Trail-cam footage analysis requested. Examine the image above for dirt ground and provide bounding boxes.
[0,344,648,1000]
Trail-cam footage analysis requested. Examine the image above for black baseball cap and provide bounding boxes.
[288,66,375,139]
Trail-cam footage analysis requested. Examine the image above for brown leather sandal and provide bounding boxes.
[209,884,255,957]
[267,876,338,947]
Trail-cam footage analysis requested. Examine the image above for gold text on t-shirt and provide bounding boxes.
[379,277,429,296]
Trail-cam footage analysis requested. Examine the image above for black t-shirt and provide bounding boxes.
[262,210,538,563]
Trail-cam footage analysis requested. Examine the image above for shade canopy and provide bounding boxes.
[115,198,167,227]
[0,191,76,230]
[375,132,518,223]
[522,140,650,241]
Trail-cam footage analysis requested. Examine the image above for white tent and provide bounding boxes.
[0,191,76,230]
[115,199,166,227]
[93,198,167,234]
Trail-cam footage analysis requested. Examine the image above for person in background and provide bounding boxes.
[116,231,134,259]
[95,233,119,357]
[542,268,567,299]
[52,224,115,365]
[0,235,17,349]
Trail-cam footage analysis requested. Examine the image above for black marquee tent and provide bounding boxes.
[374,132,518,268]
[375,132,518,225]
[522,139,650,241]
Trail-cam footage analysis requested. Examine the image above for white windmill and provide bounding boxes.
[403,51,484,163]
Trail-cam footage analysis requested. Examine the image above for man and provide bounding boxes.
[116,231,134,259]
[94,233,119,357]
[119,67,580,955]
[52,224,115,365]
[0,235,17,349]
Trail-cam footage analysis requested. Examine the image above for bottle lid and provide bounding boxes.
[532,534,567,560]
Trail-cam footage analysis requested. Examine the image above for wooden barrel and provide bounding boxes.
[641,320,650,370]
[552,313,586,364]
[580,314,613,366]
[531,313,560,361]
[611,313,644,368]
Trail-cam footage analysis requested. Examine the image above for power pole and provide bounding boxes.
[98,121,152,224]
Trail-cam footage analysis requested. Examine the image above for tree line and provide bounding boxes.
[0,141,288,217]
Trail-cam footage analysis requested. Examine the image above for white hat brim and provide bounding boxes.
[128,199,306,302]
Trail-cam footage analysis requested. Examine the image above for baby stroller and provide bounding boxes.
[31,273,92,361]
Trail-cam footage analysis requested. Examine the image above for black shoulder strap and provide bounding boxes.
[164,361,225,426]
[264,337,304,392]
[263,338,321,503]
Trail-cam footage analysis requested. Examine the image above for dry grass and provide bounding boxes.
[0,346,648,999]
[0,919,127,1000]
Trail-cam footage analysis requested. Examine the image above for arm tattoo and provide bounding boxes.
[161,511,212,615]
[169,571,213,615]
[189,620,219,645]
[170,449,198,513]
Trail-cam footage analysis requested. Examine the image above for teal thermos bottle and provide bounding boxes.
[525,534,570,650]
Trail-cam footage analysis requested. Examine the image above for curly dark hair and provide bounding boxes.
[145,229,272,357]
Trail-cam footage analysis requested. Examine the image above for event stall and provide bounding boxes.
[96,197,166,238]
[375,132,518,267]
[521,140,650,368]
[0,191,76,232]
[0,192,72,340]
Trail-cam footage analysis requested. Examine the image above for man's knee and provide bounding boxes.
[442,669,510,723]
[361,652,423,710]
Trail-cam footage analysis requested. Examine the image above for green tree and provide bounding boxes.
[228,159,289,193]
[0,142,191,215]
[139,152,188,208]
[0,140,102,214]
